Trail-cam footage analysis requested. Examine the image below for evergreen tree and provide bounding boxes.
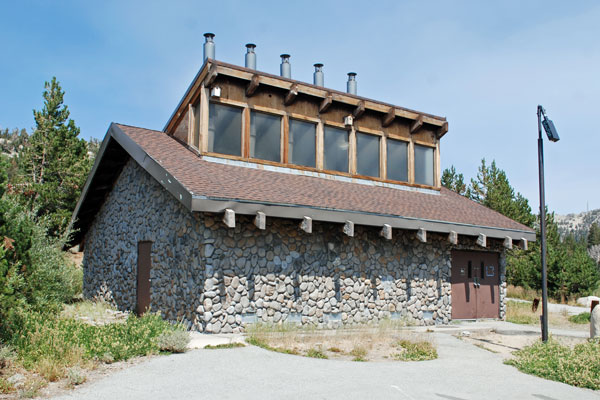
[587,222,600,248]
[441,165,467,196]
[17,77,91,236]
[469,159,535,227]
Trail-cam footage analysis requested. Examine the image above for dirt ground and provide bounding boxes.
[249,327,437,362]
[457,330,588,359]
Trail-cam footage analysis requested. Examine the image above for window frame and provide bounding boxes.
[287,117,318,169]
[385,136,410,183]
[355,131,381,178]
[413,141,436,187]
[206,100,244,157]
[248,109,284,163]
[322,123,351,175]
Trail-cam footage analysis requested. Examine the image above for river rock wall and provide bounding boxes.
[83,159,506,333]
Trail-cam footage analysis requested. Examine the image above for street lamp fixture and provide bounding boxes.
[537,105,560,343]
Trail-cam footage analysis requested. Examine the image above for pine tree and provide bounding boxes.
[17,77,91,237]
[587,222,600,248]
[441,165,467,195]
[469,159,535,227]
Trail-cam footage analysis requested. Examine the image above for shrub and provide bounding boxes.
[66,366,86,386]
[505,338,600,390]
[568,312,591,324]
[10,310,182,378]
[0,196,81,340]
[306,348,328,359]
[156,330,190,353]
[394,339,437,361]
[350,346,367,362]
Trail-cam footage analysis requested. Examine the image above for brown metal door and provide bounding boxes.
[136,241,152,315]
[475,252,500,318]
[451,251,500,319]
[451,251,477,319]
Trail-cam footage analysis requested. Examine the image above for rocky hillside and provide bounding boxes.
[555,208,600,240]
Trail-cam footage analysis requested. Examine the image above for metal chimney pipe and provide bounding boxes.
[203,33,215,61]
[280,54,291,78]
[346,72,357,95]
[245,43,256,69]
[313,63,324,86]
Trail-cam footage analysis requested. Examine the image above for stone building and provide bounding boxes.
[70,35,535,333]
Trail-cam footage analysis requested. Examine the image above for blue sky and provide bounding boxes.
[1,1,598,215]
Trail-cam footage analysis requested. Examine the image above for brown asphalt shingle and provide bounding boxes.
[116,123,533,233]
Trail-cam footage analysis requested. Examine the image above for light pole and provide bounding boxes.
[537,105,560,343]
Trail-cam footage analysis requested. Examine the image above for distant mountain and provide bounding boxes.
[555,208,600,240]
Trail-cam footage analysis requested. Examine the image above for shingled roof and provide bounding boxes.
[70,123,535,246]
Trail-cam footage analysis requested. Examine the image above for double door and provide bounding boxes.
[451,250,499,319]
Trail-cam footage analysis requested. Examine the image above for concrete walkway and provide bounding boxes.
[54,323,599,400]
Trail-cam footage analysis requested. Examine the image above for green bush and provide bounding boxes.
[0,195,81,340]
[11,310,184,376]
[568,312,591,324]
[505,338,600,390]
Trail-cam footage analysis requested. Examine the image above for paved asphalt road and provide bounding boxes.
[54,331,599,400]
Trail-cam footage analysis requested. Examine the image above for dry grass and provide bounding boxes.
[505,301,588,330]
[246,323,437,362]
[506,285,541,301]
[61,300,127,326]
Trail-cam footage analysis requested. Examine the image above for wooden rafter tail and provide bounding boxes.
[205,64,219,87]
[223,209,235,228]
[343,220,354,237]
[437,121,449,138]
[352,100,365,119]
[319,93,333,113]
[410,115,424,134]
[382,107,395,127]
[284,84,298,106]
[300,216,312,233]
[254,211,266,230]
[246,74,260,97]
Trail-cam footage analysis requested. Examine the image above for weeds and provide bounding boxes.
[350,346,367,362]
[306,348,328,359]
[393,339,437,361]
[505,338,600,390]
[204,343,245,349]
[246,336,299,355]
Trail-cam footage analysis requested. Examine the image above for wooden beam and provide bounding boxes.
[503,236,513,249]
[521,238,528,251]
[437,121,449,137]
[380,224,392,240]
[382,107,395,127]
[343,220,354,237]
[448,231,458,245]
[300,216,312,233]
[352,100,365,119]
[254,211,266,230]
[319,93,333,113]
[417,228,427,243]
[477,233,487,248]
[246,74,260,97]
[205,64,218,87]
[223,209,235,228]
[410,115,424,134]
[284,84,298,106]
